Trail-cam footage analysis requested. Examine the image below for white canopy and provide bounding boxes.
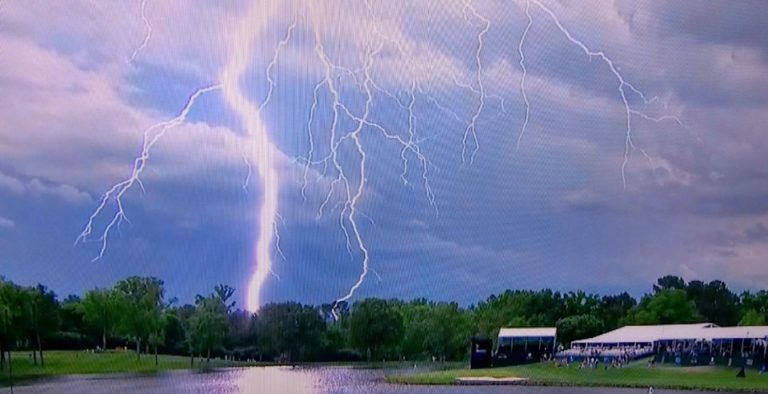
[572,323,768,346]
[572,323,717,345]
[700,326,768,341]
[498,327,556,338]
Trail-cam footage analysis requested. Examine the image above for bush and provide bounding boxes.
[47,331,97,350]
[328,348,364,362]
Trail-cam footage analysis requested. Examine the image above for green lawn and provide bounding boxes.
[0,350,268,386]
[388,361,768,392]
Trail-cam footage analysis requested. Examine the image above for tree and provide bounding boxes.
[653,275,686,293]
[349,298,403,361]
[113,276,165,360]
[163,308,188,355]
[399,302,431,360]
[257,302,326,362]
[623,289,701,325]
[740,290,768,325]
[471,290,533,341]
[686,280,740,326]
[187,294,228,365]
[599,292,637,330]
[59,295,87,334]
[0,278,25,371]
[147,316,166,366]
[226,309,257,352]
[739,309,766,326]
[561,291,601,317]
[213,284,236,314]
[556,315,605,346]
[24,284,60,367]
[82,288,119,351]
[423,303,470,361]
[173,304,198,363]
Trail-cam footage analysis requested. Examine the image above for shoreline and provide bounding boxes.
[385,363,768,393]
[388,376,768,393]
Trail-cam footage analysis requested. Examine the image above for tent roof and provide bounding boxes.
[573,324,768,345]
[498,327,556,338]
[701,326,768,341]
[572,323,718,345]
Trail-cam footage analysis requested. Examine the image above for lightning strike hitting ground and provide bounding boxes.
[304,2,446,315]
[220,2,284,312]
[80,0,685,316]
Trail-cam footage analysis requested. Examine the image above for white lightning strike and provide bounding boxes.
[75,84,221,261]
[308,15,366,312]
[241,152,252,193]
[128,0,151,63]
[80,0,686,317]
[331,42,380,308]
[461,0,491,164]
[516,0,533,151]
[524,0,683,188]
[305,2,443,315]
[220,2,288,312]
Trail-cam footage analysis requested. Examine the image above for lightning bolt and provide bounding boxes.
[128,0,151,64]
[82,2,289,311]
[220,2,288,312]
[461,0,490,164]
[79,0,687,316]
[516,0,533,151]
[332,42,379,308]
[308,15,365,312]
[305,2,443,316]
[75,84,221,261]
[522,0,683,188]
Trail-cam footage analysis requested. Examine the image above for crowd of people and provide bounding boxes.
[657,339,768,367]
[557,344,653,360]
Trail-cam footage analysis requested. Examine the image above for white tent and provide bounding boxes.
[571,323,717,346]
[498,327,556,339]
[572,323,768,347]
[700,326,768,341]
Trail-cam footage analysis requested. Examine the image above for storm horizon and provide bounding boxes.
[2,0,768,309]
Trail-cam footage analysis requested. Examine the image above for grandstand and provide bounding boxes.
[495,327,556,366]
[559,323,768,368]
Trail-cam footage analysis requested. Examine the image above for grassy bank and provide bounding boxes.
[387,362,768,392]
[0,350,269,386]
[347,361,465,370]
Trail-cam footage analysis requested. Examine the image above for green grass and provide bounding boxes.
[0,350,269,386]
[348,361,465,370]
[387,361,768,392]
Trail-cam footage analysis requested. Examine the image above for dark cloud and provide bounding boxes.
[3,0,768,306]
[744,222,768,243]
[652,1,768,51]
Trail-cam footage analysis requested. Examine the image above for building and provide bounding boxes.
[470,335,493,369]
[495,327,556,365]
[566,323,768,368]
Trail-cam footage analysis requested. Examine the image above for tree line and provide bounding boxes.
[1,274,767,368]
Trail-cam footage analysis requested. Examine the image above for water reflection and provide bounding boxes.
[0,366,730,394]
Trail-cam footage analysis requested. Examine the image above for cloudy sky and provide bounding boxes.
[1,0,767,308]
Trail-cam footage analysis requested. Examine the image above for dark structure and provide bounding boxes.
[654,337,768,369]
[494,327,556,366]
[569,324,768,369]
[470,336,493,369]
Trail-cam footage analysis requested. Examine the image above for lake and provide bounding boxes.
[0,366,726,393]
